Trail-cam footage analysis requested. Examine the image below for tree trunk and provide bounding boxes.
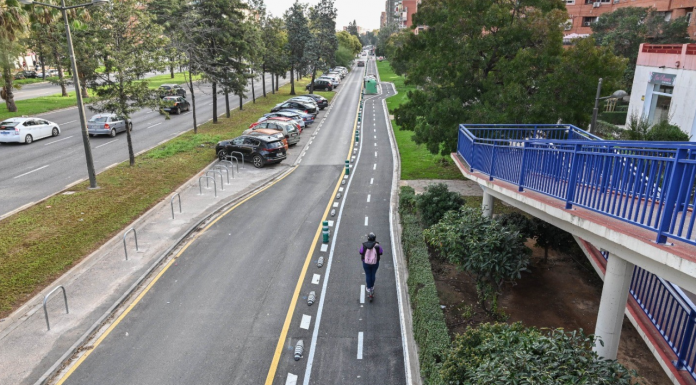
[262,65,266,98]
[80,72,89,98]
[2,67,17,112]
[290,64,295,95]
[169,56,175,78]
[276,74,279,91]
[53,47,68,97]
[271,73,275,95]
[125,117,135,166]
[239,94,243,111]
[309,66,317,94]
[188,57,198,134]
[212,82,218,124]
[225,90,230,118]
[251,72,255,103]
[40,54,46,80]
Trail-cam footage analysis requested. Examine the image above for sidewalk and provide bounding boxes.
[0,109,324,385]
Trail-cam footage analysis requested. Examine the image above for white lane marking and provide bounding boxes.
[300,314,312,330]
[374,135,376,139]
[364,216,369,226]
[333,202,339,208]
[360,285,365,304]
[339,187,344,192]
[357,332,364,359]
[367,194,371,202]
[312,274,321,284]
[373,163,376,170]
[286,373,298,385]
[145,110,155,114]
[309,140,313,145]
[370,178,373,184]
[60,120,77,125]
[146,122,162,129]
[44,135,73,146]
[375,151,378,157]
[14,165,49,179]
[94,139,118,149]
[328,220,334,226]
[320,244,328,252]
[374,143,376,146]
[298,159,302,164]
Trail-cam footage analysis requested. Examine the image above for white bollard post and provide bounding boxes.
[594,253,634,360]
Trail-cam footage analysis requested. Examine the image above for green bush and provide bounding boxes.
[646,120,690,141]
[598,111,627,125]
[399,185,417,216]
[532,217,577,262]
[497,212,535,239]
[440,323,636,384]
[399,187,450,385]
[416,183,465,228]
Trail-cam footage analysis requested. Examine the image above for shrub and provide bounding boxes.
[532,217,578,262]
[646,120,690,141]
[440,323,636,384]
[496,212,535,239]
[416,183,465,228]
[399,185,417,216]
[599,111,627,125]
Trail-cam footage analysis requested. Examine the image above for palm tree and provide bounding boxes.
[1,0,28,112]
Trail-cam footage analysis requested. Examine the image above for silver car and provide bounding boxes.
[87,114,132,137]
[245,121,300,146]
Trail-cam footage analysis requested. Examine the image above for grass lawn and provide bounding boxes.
[376,60,464,180]
[0,73,204,121]
[0,76,330,317]
[13,77,57,86]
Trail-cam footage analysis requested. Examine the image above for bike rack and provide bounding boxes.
[221,158,238,176]
[206,170,224,191]
[123,228,139,260]
[230,151,245,168]
[43,285,68,331]
[170,193,182,219]
[198,176,217,197]
[214,165,231,184]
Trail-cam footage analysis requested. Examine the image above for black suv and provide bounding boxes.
[305,79,333,91]
[271,100,317,115]
[216,134,287,168]
[300,93,328,110]
[158,84,187,98]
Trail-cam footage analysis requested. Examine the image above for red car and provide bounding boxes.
[250,116,302,134]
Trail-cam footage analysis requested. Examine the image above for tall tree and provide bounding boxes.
[88,0,167,166]
[346,19,359,37]
[261,16,287,96]
[337,30,361,55]
[149,0,188,79]
[390,0,626,156]
[375,22,398,57]
[0,0,27,112]
[284,1,311,95]
[307,0,337,93]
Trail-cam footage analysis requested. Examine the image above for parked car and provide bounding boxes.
[257,113,305,130]
[247,128,288,149]
[19,70,38,78]
[289,96,319,110]
[158,84,187,98]
[0,117,60,144]
[357,61,365,67]
[246,120,300,146]
[251,116,302,132]
[305,79,333,91]
[87,113,132,137]
[275,108,316,125]
[296,94,328,110]
[161,96,190,114]
[328,71,344,79]
[318,75,340,88]
[13,72,25,80]
[271,100,317,115]
[39,69,59,78]
[215,134,287,168]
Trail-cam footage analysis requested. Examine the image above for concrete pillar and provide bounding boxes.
[593,253,634,360]
[482,189,495,218]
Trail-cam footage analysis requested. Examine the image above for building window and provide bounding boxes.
[565,0,575,4]
[648,84,673,125]
[582,17,598,26]
[585,0,593,4]
[601,0,611,3]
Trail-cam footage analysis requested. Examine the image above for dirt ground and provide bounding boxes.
[431,243,671,385]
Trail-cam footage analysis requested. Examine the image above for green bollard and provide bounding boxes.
[322,221,330,243]
[345,160,350,175]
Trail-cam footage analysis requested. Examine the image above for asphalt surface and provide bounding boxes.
[56,59,407,384]
[0,73,287,218]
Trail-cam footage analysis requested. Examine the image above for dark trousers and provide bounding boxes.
[362,261,380,289]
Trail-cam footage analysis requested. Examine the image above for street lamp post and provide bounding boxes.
[589,77,628,134]
[19,0,110,189]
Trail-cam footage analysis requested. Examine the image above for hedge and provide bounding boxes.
[400,186,450,384]
[599,111,628,125]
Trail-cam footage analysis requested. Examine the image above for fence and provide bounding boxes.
[458,124,696,379]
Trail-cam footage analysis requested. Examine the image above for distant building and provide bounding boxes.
[342,25,367,35]
[626,43,696,139]
[385,0,420,30]
[380,11,387,28]
[564,0,696,41]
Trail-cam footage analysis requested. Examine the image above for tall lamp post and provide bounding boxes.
[18,0,110,189]
[590,77,628,134]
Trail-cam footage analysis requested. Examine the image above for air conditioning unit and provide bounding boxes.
[593,2,601,7]
[613,0,620,3]
[565,24,573,30]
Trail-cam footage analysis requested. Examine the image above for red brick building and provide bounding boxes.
[564,0,696,39]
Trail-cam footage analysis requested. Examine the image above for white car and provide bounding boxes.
[0,117,61,144]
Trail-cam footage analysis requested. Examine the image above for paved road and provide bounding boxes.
[0,73,287,218]
[55,59,407,384]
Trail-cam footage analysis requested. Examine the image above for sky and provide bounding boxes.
[262,0,383,31]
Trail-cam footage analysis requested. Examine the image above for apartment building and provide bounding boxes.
[384,0,419,29]
[564,0,696,39]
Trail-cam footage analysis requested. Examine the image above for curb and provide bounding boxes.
[35,163,297,385]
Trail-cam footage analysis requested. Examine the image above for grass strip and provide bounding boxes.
[0,76,331,318]
[13,77,58,85]
[399,186,450,384]
[376,60,464,181]
[0,72,203,121]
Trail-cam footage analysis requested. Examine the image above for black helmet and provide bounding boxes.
[367,232,376,241]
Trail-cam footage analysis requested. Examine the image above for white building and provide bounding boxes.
[626,43,696,140]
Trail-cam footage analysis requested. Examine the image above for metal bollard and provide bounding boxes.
[294,340,304,361]
[322,221,330,243]
[317,256,324,268]
[308,291,316,306]
[355,132,360,142]
[344,160,350,175]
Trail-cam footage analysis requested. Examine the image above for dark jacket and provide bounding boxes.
[359,241,384,262]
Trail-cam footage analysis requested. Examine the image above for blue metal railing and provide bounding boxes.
[458,124,696,378]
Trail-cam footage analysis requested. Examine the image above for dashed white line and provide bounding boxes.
[94,139,118,149]
[357,332,364,359]
[312,274,321,284]
[286,373,298,385]
[374,143,376,146]
[370,178,374,184]
[360,285,365,304]
[328,220,334,226]
[367,194,371,202]
[333,202,339,208]
[364,216,369,226]
[44,135,73,146]
[338,187,344,192]
[146,122,162,129]
[60,120,77,125]
[13,165,49,179]
[373,164,376,170]
[375,151,377,157]
[300,314,312,330]
[320,244,328,252]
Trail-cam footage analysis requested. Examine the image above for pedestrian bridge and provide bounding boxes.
[453,124,696,385]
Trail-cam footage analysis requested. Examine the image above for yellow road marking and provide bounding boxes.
[264,75,363,385]
[55,167,298,384]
